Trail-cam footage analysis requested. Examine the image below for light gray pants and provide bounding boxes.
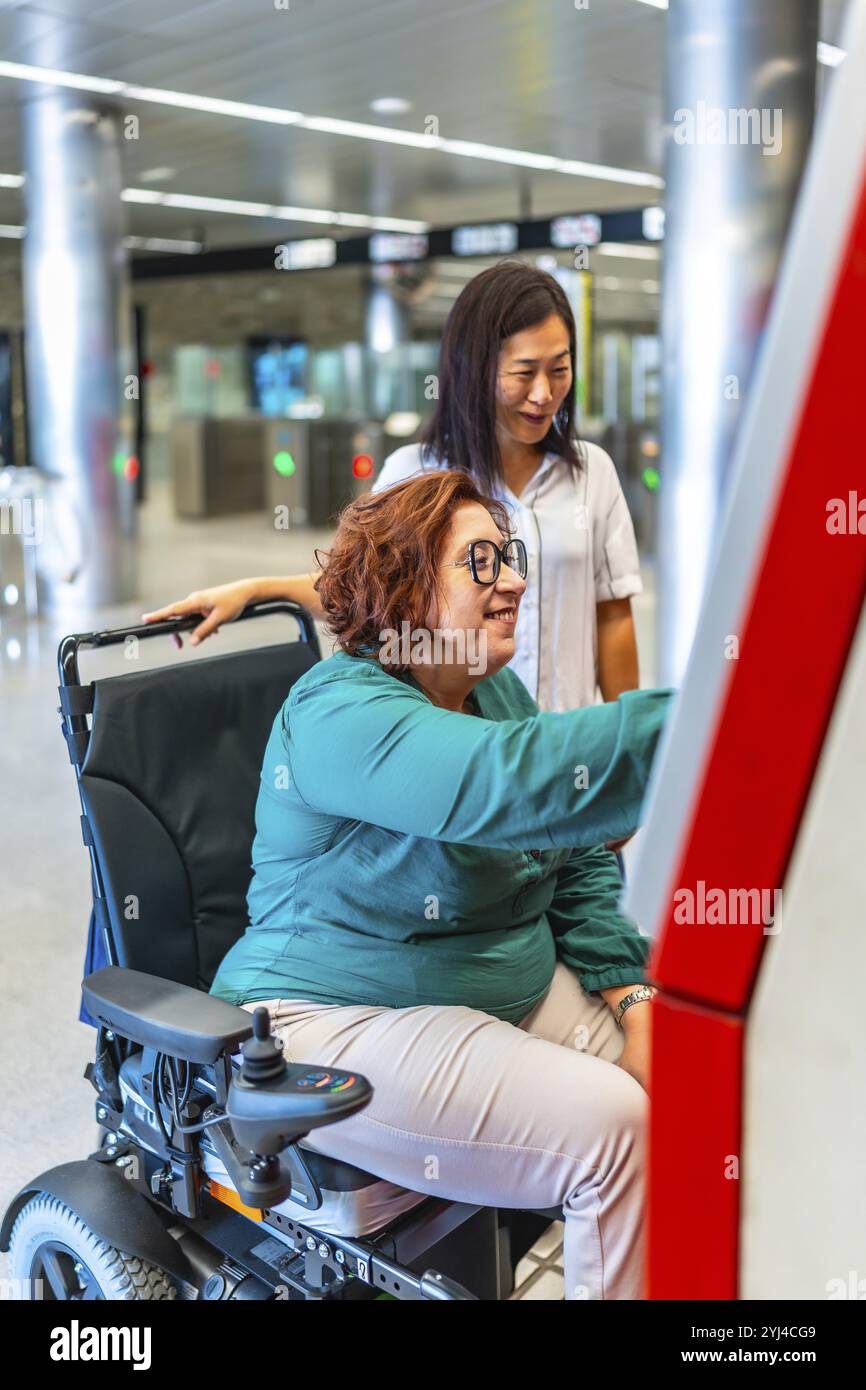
[240,962,645,1299]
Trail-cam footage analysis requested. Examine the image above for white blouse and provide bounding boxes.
[372,440,643,712]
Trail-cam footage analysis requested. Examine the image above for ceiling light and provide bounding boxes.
[597,242,660,258]
[817,41,846,67]
[370,97,413,115]
[0,172,428,233]
[122,186,429,233]
[123,83,302,124]
[0,59,662,188]
[296,114,438,149]
[124,235,202,253]
[0,60,123,93]
[0,224,203,252]
[137,167,176,182]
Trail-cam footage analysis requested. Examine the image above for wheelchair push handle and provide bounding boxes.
[57,598,320,689]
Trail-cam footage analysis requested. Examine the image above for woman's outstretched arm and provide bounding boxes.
[283,662,673,851]
[142,572,325,644]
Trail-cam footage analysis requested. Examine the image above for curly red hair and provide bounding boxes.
[314,472,511,671]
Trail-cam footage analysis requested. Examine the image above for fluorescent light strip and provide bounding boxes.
[122,187,428,233]
[0,60,125,94]
[631,3,846,66]
[123,83,302,124]
[124,235,202,254]
[0,59,662,189]
[597,241,660,259]
[0,224,203,252]
[0,170,428,233]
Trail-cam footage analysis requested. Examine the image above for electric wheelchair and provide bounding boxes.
[1,602,562,1301]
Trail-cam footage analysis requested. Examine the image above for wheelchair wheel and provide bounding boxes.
[8,1194,177,1300]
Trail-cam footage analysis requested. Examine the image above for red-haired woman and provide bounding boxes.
[208,472,671,1300]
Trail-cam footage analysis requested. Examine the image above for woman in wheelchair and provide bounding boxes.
[209,470,671,1301]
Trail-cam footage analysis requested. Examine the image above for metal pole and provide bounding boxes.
[658,0,817,683]
[21,87,136,610]
[365,268,411,417]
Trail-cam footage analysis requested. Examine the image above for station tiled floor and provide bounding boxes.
[0,478,656,1299]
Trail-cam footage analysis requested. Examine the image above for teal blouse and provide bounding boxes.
[209,652,672,1023]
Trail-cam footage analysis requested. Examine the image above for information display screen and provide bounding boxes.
[247,336,309,415]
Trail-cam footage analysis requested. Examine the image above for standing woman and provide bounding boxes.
[144,262,642,713]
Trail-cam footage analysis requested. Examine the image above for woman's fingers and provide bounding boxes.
[142,589,238,647]
[141,595,203,623]
[141,595,217,648]
[190,612,223,646]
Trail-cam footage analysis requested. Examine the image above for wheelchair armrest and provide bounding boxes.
[82,965,253,1065]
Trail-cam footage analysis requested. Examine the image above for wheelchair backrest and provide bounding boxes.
[69,621,319,991]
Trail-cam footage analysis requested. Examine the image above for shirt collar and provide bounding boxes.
[500,451,558,506]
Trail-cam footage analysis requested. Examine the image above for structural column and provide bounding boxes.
[658,0,817,682]
[22,87,136,609]
[365,267,412,418]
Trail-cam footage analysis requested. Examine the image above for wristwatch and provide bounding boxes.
[613,985,656,1027]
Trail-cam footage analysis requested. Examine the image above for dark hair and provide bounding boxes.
[315,471,510,671]
[421,260,583,491]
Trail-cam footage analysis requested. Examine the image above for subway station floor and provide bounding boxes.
[0,480,657,1298]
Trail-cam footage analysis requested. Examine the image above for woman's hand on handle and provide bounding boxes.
[142,578,259,646]
[142,571,326,646]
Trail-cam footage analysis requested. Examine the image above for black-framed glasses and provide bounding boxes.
[442,537,528,586]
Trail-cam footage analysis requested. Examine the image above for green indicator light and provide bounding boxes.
[642,466,660,492]
[112,450,126,477]
[273,451,296,477]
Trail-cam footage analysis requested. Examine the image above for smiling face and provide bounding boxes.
[428,500,526,679]
[494,312,573,449]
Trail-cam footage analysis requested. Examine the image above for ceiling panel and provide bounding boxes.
[0,0,851,251]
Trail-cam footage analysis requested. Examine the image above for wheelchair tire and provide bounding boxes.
[7,1193,178,1301]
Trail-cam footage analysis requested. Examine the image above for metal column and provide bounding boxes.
[658,0,817,683]
[21,87,136,610]
[365,268,412,418]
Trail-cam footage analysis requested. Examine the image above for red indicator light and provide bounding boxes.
[124,455,140,481]
[352,453,374,479]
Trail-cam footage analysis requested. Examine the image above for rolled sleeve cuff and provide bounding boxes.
[580,964,649,992]
[596,571,644,602]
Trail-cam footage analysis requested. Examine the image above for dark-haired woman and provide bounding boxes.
[209,471,672,1300]
[143,263,642,715]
